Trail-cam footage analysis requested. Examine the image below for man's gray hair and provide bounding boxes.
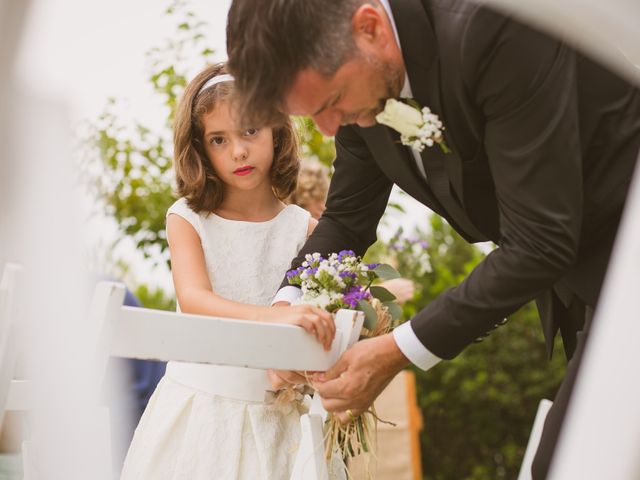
[227,0,371,126]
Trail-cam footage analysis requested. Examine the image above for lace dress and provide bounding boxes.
[121,199,345,480]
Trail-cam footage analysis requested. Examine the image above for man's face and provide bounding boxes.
[284,52,403,136]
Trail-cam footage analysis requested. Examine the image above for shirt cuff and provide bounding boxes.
[393,321,442,371]
[271,286,302,305]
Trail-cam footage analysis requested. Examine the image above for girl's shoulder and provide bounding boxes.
[275,204,311,228]
[167,197,200,219]
[166,197,208,236]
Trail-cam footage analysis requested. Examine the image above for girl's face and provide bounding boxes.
[201,100,275,193]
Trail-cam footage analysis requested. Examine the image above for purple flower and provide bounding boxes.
[367,263,380,270]
[337,250,356,261]
[390,242,404,251]
[343,286,371,309]
[286,267,302,279]
[339,271,357,279]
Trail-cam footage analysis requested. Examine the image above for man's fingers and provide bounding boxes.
[321,353,350,382]
[334,412,350,425]
[314,375,349,399]
[333,409,361,425]
[321,396,348,412]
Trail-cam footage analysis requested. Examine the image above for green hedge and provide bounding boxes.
[370,215,566,479]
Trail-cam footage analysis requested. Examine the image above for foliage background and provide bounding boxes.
[81,2,566,478]
[371,217,567,479]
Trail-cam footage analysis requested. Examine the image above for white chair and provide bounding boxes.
[517,399,553,480]
[94,281,362,480]
[0,263,33,478]
[0,263,22,421]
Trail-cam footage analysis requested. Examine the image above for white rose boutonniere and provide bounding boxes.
[376,98,450,153]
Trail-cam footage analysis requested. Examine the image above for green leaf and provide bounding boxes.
[383,301,403,322]
[369,285,396,302]
[387,202,406,213]
[439,140,452,154]
[357,300,378,330]
[373,263,401,280]
[405,98,421,110]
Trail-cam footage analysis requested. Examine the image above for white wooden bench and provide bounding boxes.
[1,276,362,479]
[96,280,362,480]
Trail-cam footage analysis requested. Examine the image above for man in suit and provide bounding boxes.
[226,0,640,477]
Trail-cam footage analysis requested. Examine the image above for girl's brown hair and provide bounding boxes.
[173,63,299,214]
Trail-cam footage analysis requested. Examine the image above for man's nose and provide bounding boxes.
[312,110,342,137]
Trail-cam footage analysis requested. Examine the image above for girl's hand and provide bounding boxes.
[259,304,336,350]
[380,277,416,304]
[267,369,310,389]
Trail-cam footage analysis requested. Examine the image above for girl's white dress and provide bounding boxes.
[121,199,345,480]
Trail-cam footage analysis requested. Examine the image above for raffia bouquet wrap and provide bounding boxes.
[287,250,403,477]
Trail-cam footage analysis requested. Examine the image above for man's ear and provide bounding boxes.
[351,4,388,49]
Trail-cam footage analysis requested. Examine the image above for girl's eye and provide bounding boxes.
[210,136,225,146]
[244,128,259,136]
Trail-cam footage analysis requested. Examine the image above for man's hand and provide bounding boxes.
[312,333,410,423]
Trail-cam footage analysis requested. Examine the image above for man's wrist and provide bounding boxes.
[381,332,411,373]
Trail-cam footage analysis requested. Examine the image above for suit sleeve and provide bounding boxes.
[412,12,583,358]
[281,126,394,284]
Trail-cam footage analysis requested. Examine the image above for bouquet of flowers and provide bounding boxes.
[286,250,403,473]
[286,250,403,335]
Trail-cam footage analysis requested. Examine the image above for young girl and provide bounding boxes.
[121,63,343,479]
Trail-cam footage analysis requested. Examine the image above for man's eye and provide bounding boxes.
[244,128,259,136]
[210,136,225,145]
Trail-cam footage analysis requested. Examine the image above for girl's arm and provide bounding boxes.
[167,213,335,349]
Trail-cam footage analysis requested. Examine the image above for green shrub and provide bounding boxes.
[374,216,566,479]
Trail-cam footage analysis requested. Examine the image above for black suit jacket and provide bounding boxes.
[288,0,640,359]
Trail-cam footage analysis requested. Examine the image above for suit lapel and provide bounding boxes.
[358,124,448,219]
[390,0,464,202]
[389,0,486,241]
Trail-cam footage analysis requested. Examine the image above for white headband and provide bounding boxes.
[197,73,235,96]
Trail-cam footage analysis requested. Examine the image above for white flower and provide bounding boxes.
[376,98,448,153]
[296,291,343,310]
[375,99,423,138]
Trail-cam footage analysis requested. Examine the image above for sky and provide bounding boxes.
[12,0,434,290]
[15,0,232,124]
[13,0,235,289]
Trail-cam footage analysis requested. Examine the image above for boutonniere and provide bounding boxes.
[375,98,450,153]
